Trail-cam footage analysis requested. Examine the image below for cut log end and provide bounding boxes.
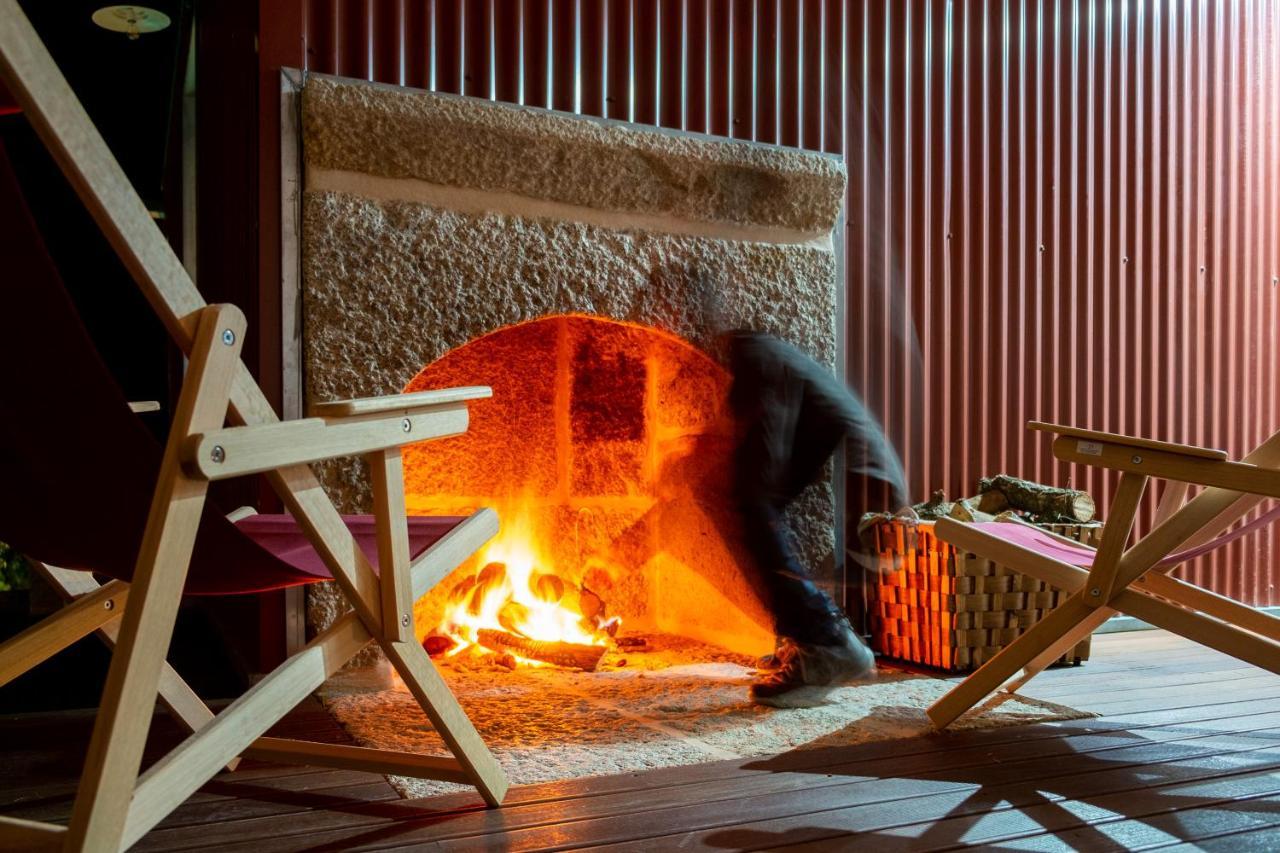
[979,474,1096,523]
[948,498,996,524]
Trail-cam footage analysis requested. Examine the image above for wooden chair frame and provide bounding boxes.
[0,4,508,850]
[927,420,1280,730]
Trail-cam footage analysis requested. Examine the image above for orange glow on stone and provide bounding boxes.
[404,314,774,658]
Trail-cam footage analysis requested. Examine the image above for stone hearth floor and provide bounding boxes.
[319,634,1092,799]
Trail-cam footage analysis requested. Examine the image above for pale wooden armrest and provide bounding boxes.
[128,400,161,413]
[1028,421,1229,461]
[309,386,492,418]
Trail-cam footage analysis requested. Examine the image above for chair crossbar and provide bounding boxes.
[244,738,470,784]
[123,612,371,849]
[1116,589,1280,678]
[0,580,126,688]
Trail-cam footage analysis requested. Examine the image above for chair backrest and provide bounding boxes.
[0,139,317,594]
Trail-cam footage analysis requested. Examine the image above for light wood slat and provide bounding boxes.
[1152,481,1190,526]
[382,640,509,807]
[1083,471,1147,607]
[368,448,413,643]
[927,594,1097,729]
[0,1,204,347]
[0,580,126,688]
[65,305,244,852]
[1134,573,1280,644]
[33,564,234,770]
[310,386,492,417]
[933,518,1086,591]
[1029,421,1230,459]
[122,612,372,849]
[1004,607,1115,695]
[184,406,468,481]
[243,739,470,784]
[1052,437,1280,498]
[1111,429,1280,592]
[266,465,385,633]
[0,816,63,851]
[411,508,500,599]
[0,0,381,642]
[1114,590,1280,677]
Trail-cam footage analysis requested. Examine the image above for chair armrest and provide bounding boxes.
[310,386,492,418]
[1028,421,1229,461]
[1033,421,1280,499]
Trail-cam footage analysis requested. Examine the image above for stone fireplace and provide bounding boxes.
[296,73,845,658]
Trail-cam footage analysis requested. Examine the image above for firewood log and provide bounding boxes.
[497,601,531,636]
[476,629,606,671]
[912,489,955,520]
[976,490,1010,514]
[528,570,565,603]
[948,498,996,523]
[978,475,1096,523]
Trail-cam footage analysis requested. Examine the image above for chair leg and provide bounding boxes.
[928,593,1096,730]
[36,563,241,771]
[65,305,244,852]
[1003,606,1114,695]
[0,577,125,689]
[382,638,510,806]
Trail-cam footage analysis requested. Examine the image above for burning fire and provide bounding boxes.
[430,506,617,668]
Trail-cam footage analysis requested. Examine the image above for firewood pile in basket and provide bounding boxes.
[859,474,1097,546]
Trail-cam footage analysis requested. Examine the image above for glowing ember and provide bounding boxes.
[431,505,615,667]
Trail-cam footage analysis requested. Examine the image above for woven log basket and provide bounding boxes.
[868,520,1103,672]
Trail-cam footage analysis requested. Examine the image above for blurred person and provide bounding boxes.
[722,329,908,707]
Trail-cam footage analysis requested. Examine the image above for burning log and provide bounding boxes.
[528,570,565,603]
[979,475,1096,523]
[476,628,607,671]
[468,562,510,615]
[422,634,456,658]
[497,600,531,636]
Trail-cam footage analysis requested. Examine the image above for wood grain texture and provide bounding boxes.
[5,632,1280,851]
[309,386,492,417]
[1029,421,1230,460]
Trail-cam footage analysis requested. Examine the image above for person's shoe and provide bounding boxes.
[749,622,876,708]
[755,637,794,672]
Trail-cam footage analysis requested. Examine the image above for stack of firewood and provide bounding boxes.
[861,474,1096,542]
[861,475,1100,672]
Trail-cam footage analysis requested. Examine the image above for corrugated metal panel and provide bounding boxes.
[853,0,1280,606]
[294,1,1280,605]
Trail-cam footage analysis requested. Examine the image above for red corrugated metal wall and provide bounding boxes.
[286,1,1280,605]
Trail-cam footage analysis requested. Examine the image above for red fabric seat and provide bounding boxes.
[970,508,1280,573]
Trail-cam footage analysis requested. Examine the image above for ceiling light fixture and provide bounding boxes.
[91,5,171,40]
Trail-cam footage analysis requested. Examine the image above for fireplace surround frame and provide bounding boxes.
[277,68,850,652]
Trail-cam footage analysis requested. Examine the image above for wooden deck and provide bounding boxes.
[4,630,1280,851]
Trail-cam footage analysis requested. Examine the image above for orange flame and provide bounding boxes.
[438,503,612,663]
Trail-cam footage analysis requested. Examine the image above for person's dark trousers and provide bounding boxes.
[728,332,906,648]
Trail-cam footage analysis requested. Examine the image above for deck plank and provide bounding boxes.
[3,630,1279,851]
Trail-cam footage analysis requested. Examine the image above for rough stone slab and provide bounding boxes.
[299,80,845,647]
[302,75,846,234]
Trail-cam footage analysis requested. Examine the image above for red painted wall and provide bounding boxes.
[259,1,1280,605]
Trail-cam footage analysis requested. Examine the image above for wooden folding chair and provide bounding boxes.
[0,4,508,850]
[927,420,1280,730]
